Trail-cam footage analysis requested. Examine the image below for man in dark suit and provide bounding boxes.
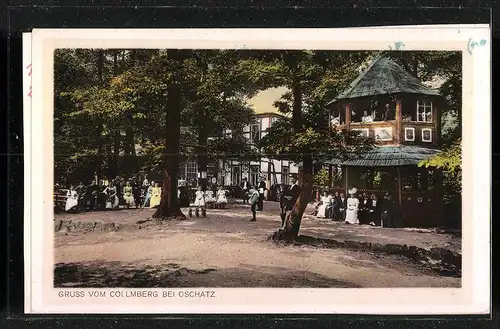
[281,177,301,227]
[240,178,251,204]
[359,192,370,224]
[338,192,347,221]
[257,177,266,211]
[380,192,398,227]
[85,180,99,211]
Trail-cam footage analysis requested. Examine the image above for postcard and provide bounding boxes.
[25,26,490,314]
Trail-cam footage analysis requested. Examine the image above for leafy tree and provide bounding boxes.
[239,50,375,241]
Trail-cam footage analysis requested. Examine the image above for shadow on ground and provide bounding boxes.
[54,261,360,288]
[293,235,461,278]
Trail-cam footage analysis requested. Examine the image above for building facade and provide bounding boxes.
[178,87,300,188]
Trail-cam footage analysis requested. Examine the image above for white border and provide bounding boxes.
[374,127,394,141]
[25,26,491,315]
[22,32,32,313]
[404,127,416,141]
[421,128,433,143]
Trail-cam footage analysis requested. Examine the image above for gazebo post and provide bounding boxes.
[345,103,351,129]
[328,164,333,187]
[344,166,348,194]
[396,166,402,207]
[395,98,403,144]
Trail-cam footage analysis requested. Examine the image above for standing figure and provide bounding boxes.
[278,184,288,226]
[361,110,374,123]
[257,177,266,211]
[345,187,360,225]
[75,182,86,211]
[149,182,162,208]
[216,186,228,209]
[249,188,260,222]
[86,181,99,211]
[326,191,335,219]
[338,192,347,221]
[189,186,206,217]
[142,174,149,188]
[142,182,153,208]
[65,186,79,212]
[123,181,135,208]
[380,192,398,227]
[132,179,142,209]
[359,192,370,224]
[281,177,301,228]
[205,189,217,208]
[104,182,119,210]
[368,193,379,226]
[316,191,331,218]
[240,178,251,204]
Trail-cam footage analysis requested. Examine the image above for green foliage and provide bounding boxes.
[419,139,461,172]
[313,168,330,187]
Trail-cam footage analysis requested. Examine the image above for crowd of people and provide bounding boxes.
[57,174,400,229]
[57,175,232,213]
[313,187,400,228]
[58,175,164,212]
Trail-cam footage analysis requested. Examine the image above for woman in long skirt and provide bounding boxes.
[65,186,79,212]
[194,186,205,208]
[345,187,360,224]
[104,183,119,210]
[316,191,331,218]
[149,183,162,208]
[216,186,228,208]
[123,181,135,208]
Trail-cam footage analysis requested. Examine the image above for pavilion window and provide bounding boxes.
[416,100,433,122]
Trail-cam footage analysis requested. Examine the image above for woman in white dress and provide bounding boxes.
[65,186,79,212]
[345,187,360,224]
[104,183,119,210]
[216,186,228,208]
[316,192,331,218]
[123,181,135,208]
[194,186,205,208]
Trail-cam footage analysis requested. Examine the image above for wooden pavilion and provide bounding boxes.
[326,55,446,227]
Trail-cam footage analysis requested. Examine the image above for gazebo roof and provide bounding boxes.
[325,145,441,167]
[327,56,440,105]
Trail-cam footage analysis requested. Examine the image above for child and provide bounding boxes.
[194,186,205,208]
[249,188,260,222]
[216,186,228,209]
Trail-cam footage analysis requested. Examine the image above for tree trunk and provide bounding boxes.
[153,49,186,220]
[274,80,313,241]
[328,164,333,187]
[111,129,120,178]
[280,155,314,241]
[197,128,209,190]
[95,50,105,182]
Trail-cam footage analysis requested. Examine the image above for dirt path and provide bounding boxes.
[54,202,461,288]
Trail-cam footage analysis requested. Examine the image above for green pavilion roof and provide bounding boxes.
[327,56,440,105]
[325,145,441,167]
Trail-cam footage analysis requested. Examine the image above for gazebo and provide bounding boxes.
[326,55,446,227]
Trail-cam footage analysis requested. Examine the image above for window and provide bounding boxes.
[185,160,198,183]
[416,100,432,122]
[282,167,290,185]
[250,165,260,187]
[250,123,261,144]
[231,166,241,186]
